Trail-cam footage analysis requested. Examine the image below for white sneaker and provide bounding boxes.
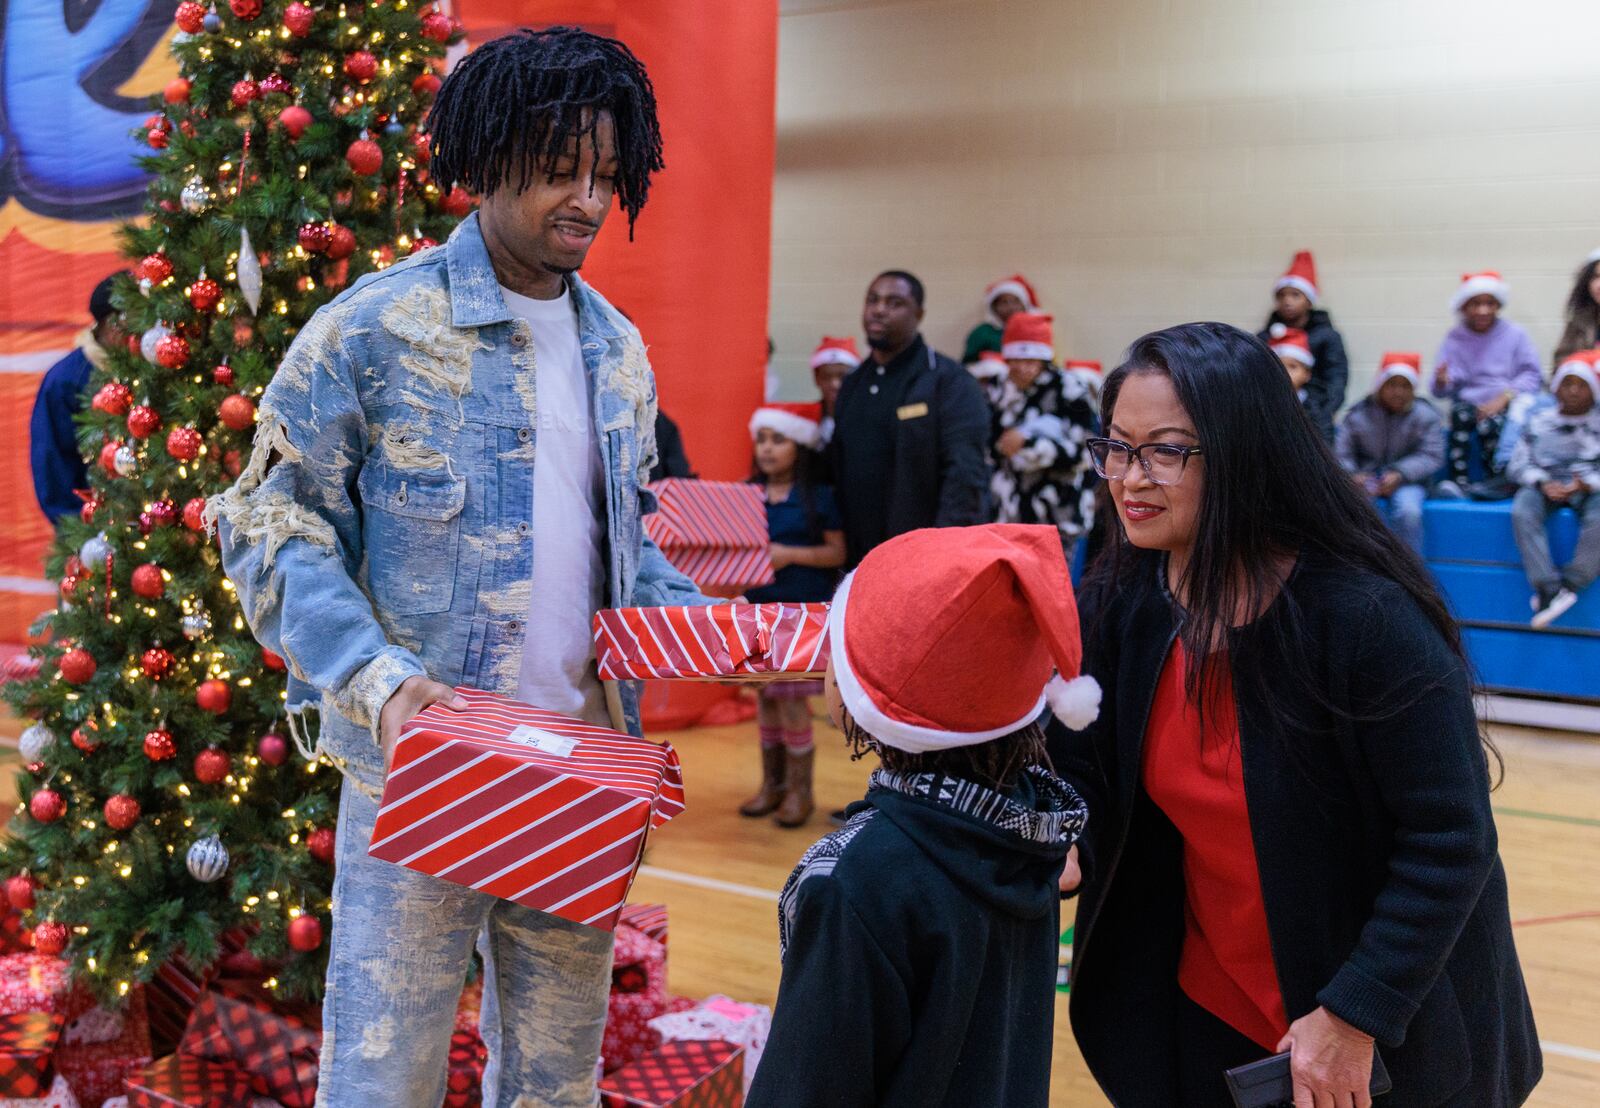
[1532,588,1578,629]
[1433,480,1466,500]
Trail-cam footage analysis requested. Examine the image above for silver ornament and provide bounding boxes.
[236,227,262,315]
[113,445,138,477]
[180,176,212,215]
[19,724,54,763]
[181,611,212,641]
[139,323,171,363]
[186,835,229,882]
[79,533,110,570]
[202,10,221,33]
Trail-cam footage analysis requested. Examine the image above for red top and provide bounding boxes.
[1141,643,1289,1050]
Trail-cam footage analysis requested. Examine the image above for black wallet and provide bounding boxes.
[1224,1048,1391,1107]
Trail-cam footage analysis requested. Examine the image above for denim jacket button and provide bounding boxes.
[506,620,522,634]
[517,427,532,442]
[511,331,528,347]
[516,521,530,536]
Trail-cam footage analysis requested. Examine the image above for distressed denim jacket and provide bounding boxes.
[213,213,705,784]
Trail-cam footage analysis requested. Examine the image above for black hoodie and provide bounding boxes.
[1258,308,1349,443]
[746,765,1085,1108]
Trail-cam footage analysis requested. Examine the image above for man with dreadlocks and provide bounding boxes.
[747,525,1094,1108]
[213,27,711,1108]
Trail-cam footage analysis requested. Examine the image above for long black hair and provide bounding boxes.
[427,26,664,234]
[1085,322,1498,775]
[1564,258,1600,319]
[749,436,830,544]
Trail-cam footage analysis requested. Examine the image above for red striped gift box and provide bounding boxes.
[643,480,774,591]
[594,604,830,683]
[368,688,686,931]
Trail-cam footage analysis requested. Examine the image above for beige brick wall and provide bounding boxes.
[769,0,1600,402]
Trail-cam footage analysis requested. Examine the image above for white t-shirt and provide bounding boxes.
[501,284,609,726]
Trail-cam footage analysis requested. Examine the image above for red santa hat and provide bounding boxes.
[984,274,1039,321]
[826,524,1102,752]
[810,335,861,370]
[1451,270,1510,313]
[1064,359,1102,376]
[970,349,1008,381]
[749,402,823,449]
[1373,351,1423,391]
[1268,324,1314,368]
[1002,312,1055,362]
[1554,349,1600,397]
[1274,250,1319,303]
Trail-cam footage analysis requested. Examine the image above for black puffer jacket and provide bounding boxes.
[1258,309,1349,441]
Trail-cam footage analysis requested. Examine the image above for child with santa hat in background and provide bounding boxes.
[1335,352,1445,555]
[1256,250,1349,444]
[747,524,1092,1108]
[963,273,1040,365]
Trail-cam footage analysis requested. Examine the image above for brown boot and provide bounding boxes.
[774,748,815,828]
[738,745,787,817]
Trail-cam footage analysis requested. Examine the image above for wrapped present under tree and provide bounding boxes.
[599,1040,744,1108]
[177,985,318,1108]
[0,1010,64,1099]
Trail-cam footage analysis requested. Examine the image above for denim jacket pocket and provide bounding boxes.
[357,465,466,615]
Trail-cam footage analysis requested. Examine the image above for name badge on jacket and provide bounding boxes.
[897,402,929,421]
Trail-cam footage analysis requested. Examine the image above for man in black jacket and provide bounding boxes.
[828,271,990,567]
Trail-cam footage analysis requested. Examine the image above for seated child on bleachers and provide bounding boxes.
[1268,326,1315,408]
[1508,349,1600,628]
[1335,352,1444,555]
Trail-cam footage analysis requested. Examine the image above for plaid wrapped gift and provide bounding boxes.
[611,925,665,996]
[593,604,830,683]
[56,987,151,1108]
[178,987,318,1108]
[0,958,91,1027]
[369,688,686,932]
[643,480,774,591]
[0,1011,64,1098]
[617,905,668,947]
[123,1055,251,1108]
[603,993,693,1075]
[0,1073,79,1107]
[444,1028,486,1108]
[649,997,770,1096]
[146,930,256,1055]
[599,1040,744,1108]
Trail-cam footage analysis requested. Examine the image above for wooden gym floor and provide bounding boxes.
[3,706,1597,1104]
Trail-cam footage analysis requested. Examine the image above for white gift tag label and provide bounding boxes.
[504,726,581,758]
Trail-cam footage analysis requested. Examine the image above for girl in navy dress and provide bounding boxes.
[741,404,847,828]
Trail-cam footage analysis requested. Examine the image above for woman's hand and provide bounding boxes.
[1276,1006,1375,1108]
[379,676,468,772]
[1058,845,1081,893]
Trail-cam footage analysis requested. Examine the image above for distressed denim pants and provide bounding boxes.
[316,773,613,1108]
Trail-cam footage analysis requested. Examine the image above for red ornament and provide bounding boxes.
[126,405,161,440]
[224,449,242,478]
[180,120,197,139]
[148,499,178,528]
[97,441,123,476]
[196,680,232,716]
[346,138,383,176]
[189,277,222,312]
[164,78,191,104]
[441,187,473,217]
[140,647,176,680]
[229,0,262,20]
[306,827,336,864]
[219,394,256,431]
[183,497,209,532]
[194,746,231,783]
[5,876,36,912]
[287,914,323,952]
[104,795,141,831]
[282,1,313,37]
[32,922,68,957]
[143,729,177,762]
[58,648,96,685]
[147,125,169,150]
[420,11,452,41]
[92,382,133,415]
[412,72,441,97]
[411,132,431,164]
[59,575,79,601]
[175,1,206,33]
[71,723,100,753]
[131,564,165,599]
[326,224,357,260]
[29,790,64,824]
[343,50,377,83]
[231,78,260,108]
[410,237,439,254]
[233,316,255,346]
[166,426,202,462]
[257,732,288,766]
[261,646,287,672]
[64,556,83,577]
[80,494,102,524]
[139,252,174,284]
[298,222,331,253]
[155,333,191,369]
[260,73,291,97]
[212,363,235,387]
[278,104,312,139]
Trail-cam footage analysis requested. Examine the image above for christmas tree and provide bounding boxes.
[3,0,468,1005]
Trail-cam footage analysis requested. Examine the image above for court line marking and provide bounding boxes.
[1514,910,1600,928]
[1542,1041,1600,1065]
[1494,806,1600,830]
[637,864,781,902]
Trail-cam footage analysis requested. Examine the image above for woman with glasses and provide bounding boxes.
[1050,322,1540,1107]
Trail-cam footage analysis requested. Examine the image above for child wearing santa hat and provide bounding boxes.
[741,404,847,827]
[746,524,1091,1108]
[963,273,1039,365]
[809,336,860,449]
[1335,353,1445,554]
[1432,271,1543,491]
[992,312,1100,541]
[1257,250,1349,443]
[1268,325,1316,405]
[1507,349,1600,628]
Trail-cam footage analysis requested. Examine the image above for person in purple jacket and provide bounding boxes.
[1431,270,1543,489]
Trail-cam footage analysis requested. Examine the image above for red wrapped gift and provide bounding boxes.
[56,988,152,1108]
[443,1028,486,1108]
[0,1010,65,1098]
[617,905,668,947]
[0,957,91,1025]
[593,604,829,683]
[0,1073,80,1106]
[146,930,256,1055]
[611,924,665,996]
[0,908,30,956]
[454,980,482,1035]
[369,688,685,932]
[178,986,318,1108]
[123,1055,251,1107]
[643,480,773,590]
[599,1040,744,1108]
[603,992,694,1074]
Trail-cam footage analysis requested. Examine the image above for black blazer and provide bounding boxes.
[1047,553,1540,1107]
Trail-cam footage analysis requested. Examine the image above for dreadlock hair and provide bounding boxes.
[841,711,1048,794]
[426,26,664,236]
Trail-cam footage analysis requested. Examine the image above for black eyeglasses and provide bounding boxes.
[1087,438,1204,486]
